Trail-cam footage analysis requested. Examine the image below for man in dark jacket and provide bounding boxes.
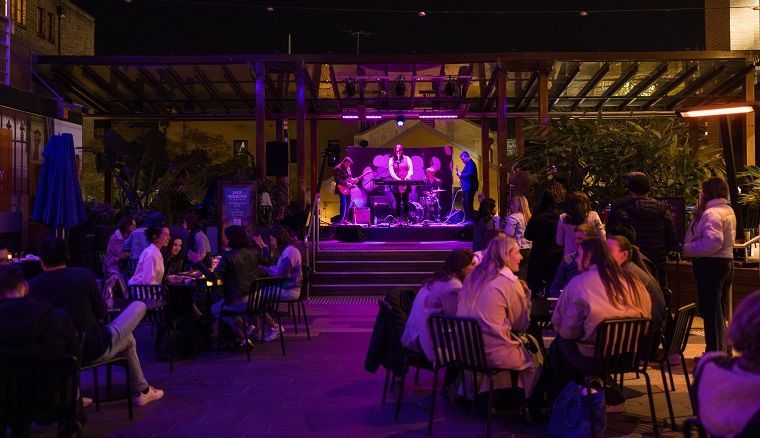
[0,265,79,358]
[456,151,479,222]
[607,172,677,287]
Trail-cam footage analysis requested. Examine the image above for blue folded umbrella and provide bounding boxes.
[32,133,87,229]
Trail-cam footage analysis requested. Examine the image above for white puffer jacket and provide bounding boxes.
[683,198,736,259]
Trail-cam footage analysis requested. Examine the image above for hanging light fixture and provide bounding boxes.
[396,115,405,126]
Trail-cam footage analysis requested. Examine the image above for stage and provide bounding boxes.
[321,222,471,242]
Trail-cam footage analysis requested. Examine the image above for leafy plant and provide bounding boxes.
[738,165,760,208]
[83,201,117,226]
[518,117,725,208]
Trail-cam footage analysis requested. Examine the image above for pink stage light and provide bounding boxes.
[341,115,360,119]
[365,115,383,119]
[419,114,458,119]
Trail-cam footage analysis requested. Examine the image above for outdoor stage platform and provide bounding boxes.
[321,223,471,242]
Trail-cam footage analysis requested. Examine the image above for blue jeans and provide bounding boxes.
[92,301,149,394]
[339,193,351,222]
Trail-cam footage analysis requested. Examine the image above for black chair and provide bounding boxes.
[282,266,311,340]
[119,259,138,283]
[219,277,285,361]
[651,303,698,429]
[128,284,193,372]
[588,318,660,436]
[80,356,133,420]
[0,354,80,437]
[96,251,106,278]
[428,314,518,437]
[682,417,708,438]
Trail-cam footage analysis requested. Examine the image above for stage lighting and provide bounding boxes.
[395,76,406,96]
[445,78,457,97]
[396,115,405,126]
[344,77,356,97]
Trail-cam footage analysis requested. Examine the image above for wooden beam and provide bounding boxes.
[328,64,342,109]
[255,62,266,172]
[593,63,639,112]
[569,62,610,111]
[192,66,230,112]
[515,72,538,112]
[481,64,500,111]
[221,65,254,111]
[746,70,756,166]
[481,116,490,198]
[550,62,581,109]
[665,64,727,110]
[163,66,206,111]
[80,65,132,113]
[409,65,417,108]
[296,66,307,206]
[516,118,525,154]
[642,63,699,110]
[617,62,668,110]
[107,66,162,113]
[699,63,757,105]
[497,65,509,211]
[538,70,549,127]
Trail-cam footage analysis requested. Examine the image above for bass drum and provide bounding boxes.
[408,201,424,223]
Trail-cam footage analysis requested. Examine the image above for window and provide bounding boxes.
[11,0,26,26]
[47,12,53,42]
[36,7,44,36]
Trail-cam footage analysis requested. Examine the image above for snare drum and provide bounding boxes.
[408,201,424,223]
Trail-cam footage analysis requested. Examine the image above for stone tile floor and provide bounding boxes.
[36,299,705,437]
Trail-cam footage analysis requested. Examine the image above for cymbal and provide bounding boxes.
[432,189,446,193]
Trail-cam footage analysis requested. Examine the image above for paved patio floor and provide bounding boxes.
[37,298,705,437]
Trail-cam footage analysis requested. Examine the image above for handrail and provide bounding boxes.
[304,193,320,272]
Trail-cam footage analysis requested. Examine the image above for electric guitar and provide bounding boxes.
[337,170,372,195]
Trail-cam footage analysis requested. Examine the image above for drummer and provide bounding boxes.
[421,167,443,221]
[422,167,441,195]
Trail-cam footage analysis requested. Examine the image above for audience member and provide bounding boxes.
[184,211,212,268]
[0,239,10,264]
[105,216,136,275]
[472,198,498,252]
[263,225,303,341]
[684,176,736,354]
[29,237,164,406]
[457,235,542,401]
[0,265,79,358]
[607,172,677,287]
[556,191,605,256]
[210,225,261,351]
[694,290,760,437]
[401,249,475,362]
[550,237,651,408]
[525,190,563,294]
[129,226,171,285]
[548,223,597,297]
[162,235,185,277]
[122,211,166,260]
[504,195,532,279]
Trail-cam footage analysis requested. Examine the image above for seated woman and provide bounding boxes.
[504,195,532,280]
[694,289,760,438]
[472,198,498,252]
[210,225,261,351]
[128,226,170,285]
[550,237,651,408]
[456,235,542,402]
[162,235,186,278]
[260,225,303,342]
[401,249,475,362]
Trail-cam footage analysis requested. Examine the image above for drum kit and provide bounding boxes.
[418,189,446,222]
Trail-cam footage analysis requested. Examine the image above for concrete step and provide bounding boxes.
[312,271,429,285]
[310,283,421,295]
[315,260,442,272]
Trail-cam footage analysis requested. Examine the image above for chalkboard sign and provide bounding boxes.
[218,181,257,249]
[656,197,686,247]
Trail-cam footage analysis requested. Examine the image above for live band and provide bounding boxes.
[333,144,479,225]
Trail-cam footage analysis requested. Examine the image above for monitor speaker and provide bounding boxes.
[266,141,289,176]
[335,225,366,242]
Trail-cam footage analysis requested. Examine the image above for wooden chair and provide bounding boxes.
[588,318,659,436]
[0,354,80,437]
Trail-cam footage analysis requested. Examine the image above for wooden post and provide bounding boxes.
[745,71,756,166]
[310,119,318,206]
[538,69,549,131]
[497,65,509,211]
[515,118,525,156]
[296,67,307,207]
[255,62,266,173]
[480,116,490,198]
[275,119,283,142]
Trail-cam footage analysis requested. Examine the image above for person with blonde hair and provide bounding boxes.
[694,290,760,437]
[504,195,532,279]
[456,235,542,403]
[684,176,736,354]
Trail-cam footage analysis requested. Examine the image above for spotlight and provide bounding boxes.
[344,77,356,97]
[266,6,274,12]
[444,77,457,97]
[395,76,406,96]
[396,115,405,127]
[417,11,426,17]
[579,11,588,16]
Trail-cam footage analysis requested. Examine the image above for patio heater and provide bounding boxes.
[675,101,759,319]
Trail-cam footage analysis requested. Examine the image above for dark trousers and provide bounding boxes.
[462,189,476,221]
[549,337,625,405]
[338,193,351,222]
[693,258,733,353]
[394,191,409,220]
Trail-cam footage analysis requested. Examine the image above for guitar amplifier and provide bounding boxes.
[353,207,370,225]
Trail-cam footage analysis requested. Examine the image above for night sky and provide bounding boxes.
[70,0,706,55]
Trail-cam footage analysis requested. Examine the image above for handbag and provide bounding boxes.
[548,379,606,438]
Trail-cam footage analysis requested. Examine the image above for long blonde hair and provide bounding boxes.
[510,195,532,222]
[462,235,517,296]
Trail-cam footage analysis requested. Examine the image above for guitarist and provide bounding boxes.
[456,151,479,223]
[333,156,354,224]
[388,144,414,222]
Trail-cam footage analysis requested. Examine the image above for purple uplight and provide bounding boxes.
[419,114,458,119]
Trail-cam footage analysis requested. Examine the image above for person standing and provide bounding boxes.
[105,216,135,275]
[556,191,605,256]
[456,151,478,223]
[607,171,677,287]
[684,177,736,354]
[333,156,353,224]
[184,212,212,269]
[388,144,414,222]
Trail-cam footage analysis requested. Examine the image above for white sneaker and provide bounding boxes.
[264,325,284,342]
[133,386,165,406]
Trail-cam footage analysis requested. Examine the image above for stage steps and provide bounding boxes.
[310,249,453,295]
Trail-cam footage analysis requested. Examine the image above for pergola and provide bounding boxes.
[33,51,759,207]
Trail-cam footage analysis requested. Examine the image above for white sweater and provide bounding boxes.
[684,198,736,259]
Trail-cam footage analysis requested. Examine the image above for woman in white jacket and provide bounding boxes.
[684,177,736,354]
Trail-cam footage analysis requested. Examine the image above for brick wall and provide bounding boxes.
[8,0,93,57]
[705,0,760,50]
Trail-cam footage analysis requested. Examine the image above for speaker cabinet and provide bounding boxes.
[266,141,289,176]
